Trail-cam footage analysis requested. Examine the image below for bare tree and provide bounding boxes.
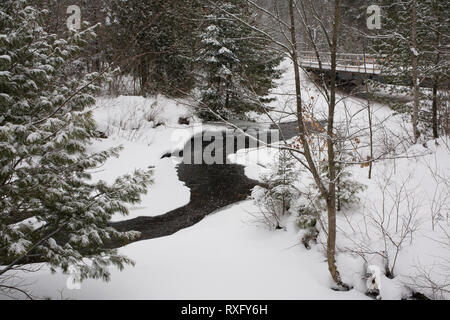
[411,0,420,143]
[205,0,439,290]
[222,0,349,288]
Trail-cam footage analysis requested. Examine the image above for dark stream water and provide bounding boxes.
[110,122,299,245]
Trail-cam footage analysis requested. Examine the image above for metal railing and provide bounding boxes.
[299,51,385,74]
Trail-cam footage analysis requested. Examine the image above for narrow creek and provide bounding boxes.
[109,121,299,246]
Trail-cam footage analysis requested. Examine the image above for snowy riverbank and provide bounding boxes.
[3,61,449,300]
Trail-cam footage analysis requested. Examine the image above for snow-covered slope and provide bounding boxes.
[15,201,367,299]
[3,61,448,300]
[84,95,195,221]
[234,60,450,300]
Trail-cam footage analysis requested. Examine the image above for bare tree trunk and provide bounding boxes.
[363,44,374,179]
[432,44,440,140]
[288,0,327,200]
[287,0,345,287]
[139,58,149,97]
[368,99,374,179]
[225,72,232,110]
[238,0,348,288]
[325,0,342,286]
[432,80,439,139]
[411,0,420,143]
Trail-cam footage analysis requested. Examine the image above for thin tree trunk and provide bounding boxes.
[288,0,345,287]
[368,99,374,179]
[432,80,439,139]
[411,0,420,143]
[337,180,341,212]
[363,45,374,179]
[140,59,149,97]
[288,0,327,200]
[325,0,342,286]
[432,47,440,139]
[225,74,231,110]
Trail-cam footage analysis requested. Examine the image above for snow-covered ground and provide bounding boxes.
[3,60,449,300]
[14,201,367,300]
[230,136,449,300]
[336,140,450,300]
[233,60,450,300]
[86,95,194,221]
[85,95,232,222]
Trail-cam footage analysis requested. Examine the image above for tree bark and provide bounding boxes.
[432,45,440,139]
[432,80,439,139]
[288,0,344,287]
[363,44,374,179]
[411,0,420,143]
[139,58,149,96]
[325,0,342,286]
[288,0,327,200]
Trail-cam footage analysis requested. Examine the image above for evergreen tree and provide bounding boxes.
[0,0,152,296]
[108,0,200,96]
[312,144,366,213]
[418,0,449,139]
[254,149,299,229]
[196,0,282,120]
[31,0,111,73]
[373,0,449,139]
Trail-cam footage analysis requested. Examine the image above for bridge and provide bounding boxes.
[299,51,436,88]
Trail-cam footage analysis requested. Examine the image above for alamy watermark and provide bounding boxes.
[65,4,381,32]
[66,5,81,30]
[367,5,382,30]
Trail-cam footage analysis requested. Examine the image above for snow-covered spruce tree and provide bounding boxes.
[311,136,366,213]
[0,1,152,297]
[254,149,299,230]
[196,0,282,120]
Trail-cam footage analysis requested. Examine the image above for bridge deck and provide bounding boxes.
[297,51,441,88]
[299,52,383,75]
[300,61,381,74]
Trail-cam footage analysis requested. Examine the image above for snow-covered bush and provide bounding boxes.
[296,204,319,250]
[107,99,163,132]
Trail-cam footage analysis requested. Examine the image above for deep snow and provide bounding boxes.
[2,60,449,300]
[15,201,367,299]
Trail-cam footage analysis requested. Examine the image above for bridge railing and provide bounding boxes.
[299,51,386,74]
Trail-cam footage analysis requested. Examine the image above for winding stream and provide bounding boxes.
[110,121,299,246]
